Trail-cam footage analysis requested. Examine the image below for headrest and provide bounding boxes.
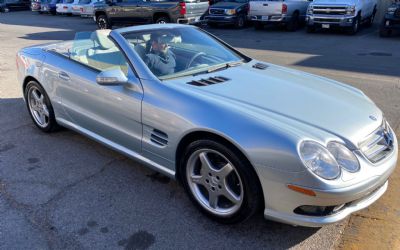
[90,30,114,50]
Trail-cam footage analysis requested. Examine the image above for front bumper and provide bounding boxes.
[306,15,356,28]
[382,17,400,30]
[257,135,398,227]
[204,15,238,24]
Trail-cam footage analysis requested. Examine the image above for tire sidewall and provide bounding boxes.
[155,16,169,24]
[25,81,57,132]
[97,15,110,29]
[179,139,262,224]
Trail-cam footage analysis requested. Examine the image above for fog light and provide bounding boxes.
[386,20,390,26]
[294,205,335,216]
[347,18,353,23]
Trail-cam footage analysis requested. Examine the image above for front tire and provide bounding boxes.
[180,139,262,224]
[25,81,59,133]
[286,12,300,31]
[347,15,360,35]
[235,15,245,29]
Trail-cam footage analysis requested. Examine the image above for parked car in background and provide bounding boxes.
[93,0,209,29]
[0,0,30,11]
[16,24,398,226]
[31,0,43,12]
[56,0,78,15]
[249,0,310,31]
[41,0,60,14]
[204,0,249,28]
[306,0,377,34]
[71,0,100,17]
[0,0,9,12]
[379,1,400,37]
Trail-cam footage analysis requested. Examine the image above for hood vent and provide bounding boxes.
[150,129,168,147]
[253,63,268,70]
[187,76,229,86]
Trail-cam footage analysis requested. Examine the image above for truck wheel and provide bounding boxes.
[97,14,111,29]
[235,15,245,29]
[286,12,299,32]
[347,15,360,35]
[254,22,263,30]
[155,16,170,24]
[306,25,316,33]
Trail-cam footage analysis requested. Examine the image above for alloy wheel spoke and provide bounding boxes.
[38,112,45,125]
[208,191,219,209]
[221,186,241,204]
[42,105,49,117]
[217,163,233,179]
[32,89,41,102]
[191,175,204,185]
[199,152,214,173]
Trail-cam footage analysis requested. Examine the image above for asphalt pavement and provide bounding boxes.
[0,11,399,250]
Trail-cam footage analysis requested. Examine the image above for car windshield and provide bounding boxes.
[122,27,247,80]
[78,0,90,3]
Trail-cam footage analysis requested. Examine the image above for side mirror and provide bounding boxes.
[96,68,128,86]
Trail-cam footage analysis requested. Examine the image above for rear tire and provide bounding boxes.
[379,27,391,37]
[154,15,170,24]
[286,12,299,31]
[97,14,112,29]
[25,81,60,133]
[366,8,376,28]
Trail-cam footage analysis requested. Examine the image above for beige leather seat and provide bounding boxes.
[87,30,128,74]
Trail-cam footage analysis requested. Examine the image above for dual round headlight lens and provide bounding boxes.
[300,141,360,180]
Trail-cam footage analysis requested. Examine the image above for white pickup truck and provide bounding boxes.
[306,0,377,34]
[249,0,311,31]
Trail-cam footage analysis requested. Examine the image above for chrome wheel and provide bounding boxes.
[28,86,50,128]
[186,149,244,217]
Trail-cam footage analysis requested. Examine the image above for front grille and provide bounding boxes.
[359,121,394,163]
[313,6,347,16]
[395,9,400,18]
[209,8,225,15]
[314,18,341,23]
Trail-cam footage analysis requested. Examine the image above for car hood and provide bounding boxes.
[171,62,382,146]
[210,2,245,9]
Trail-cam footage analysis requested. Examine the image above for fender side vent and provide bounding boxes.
[253,63,268,70]
[150,129,168,147]
[187,76,229,86]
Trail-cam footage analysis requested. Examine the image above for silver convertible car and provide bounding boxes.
[16,24,397,227]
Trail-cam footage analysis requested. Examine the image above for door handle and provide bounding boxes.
[58,72,70,81]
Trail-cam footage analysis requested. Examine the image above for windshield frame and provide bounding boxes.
[119,26,251,81]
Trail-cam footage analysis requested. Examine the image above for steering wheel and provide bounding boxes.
[186,52,206,69]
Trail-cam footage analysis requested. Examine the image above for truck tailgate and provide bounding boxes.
[250,0,283,16]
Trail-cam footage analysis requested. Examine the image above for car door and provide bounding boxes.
[54,31,144,153]
[109,0,142,23]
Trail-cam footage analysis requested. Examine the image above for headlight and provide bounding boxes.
[346,5,356,15]
[387,7,396,14]
[225,9,236,15]
[307,6,313,15]
[300,141,341,180]
[327,142,360,173]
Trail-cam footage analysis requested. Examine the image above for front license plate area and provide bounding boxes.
[322,23,330,29]
[261,16,269,21]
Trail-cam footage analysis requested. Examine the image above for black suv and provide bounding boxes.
[0,0,30,11]
[204,0,249,28]
[380,1,400,37]
[94,0,209,29]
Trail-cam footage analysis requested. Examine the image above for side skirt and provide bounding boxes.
[57,118,176,179]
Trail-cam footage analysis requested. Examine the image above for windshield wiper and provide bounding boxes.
[207,61,243,73]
